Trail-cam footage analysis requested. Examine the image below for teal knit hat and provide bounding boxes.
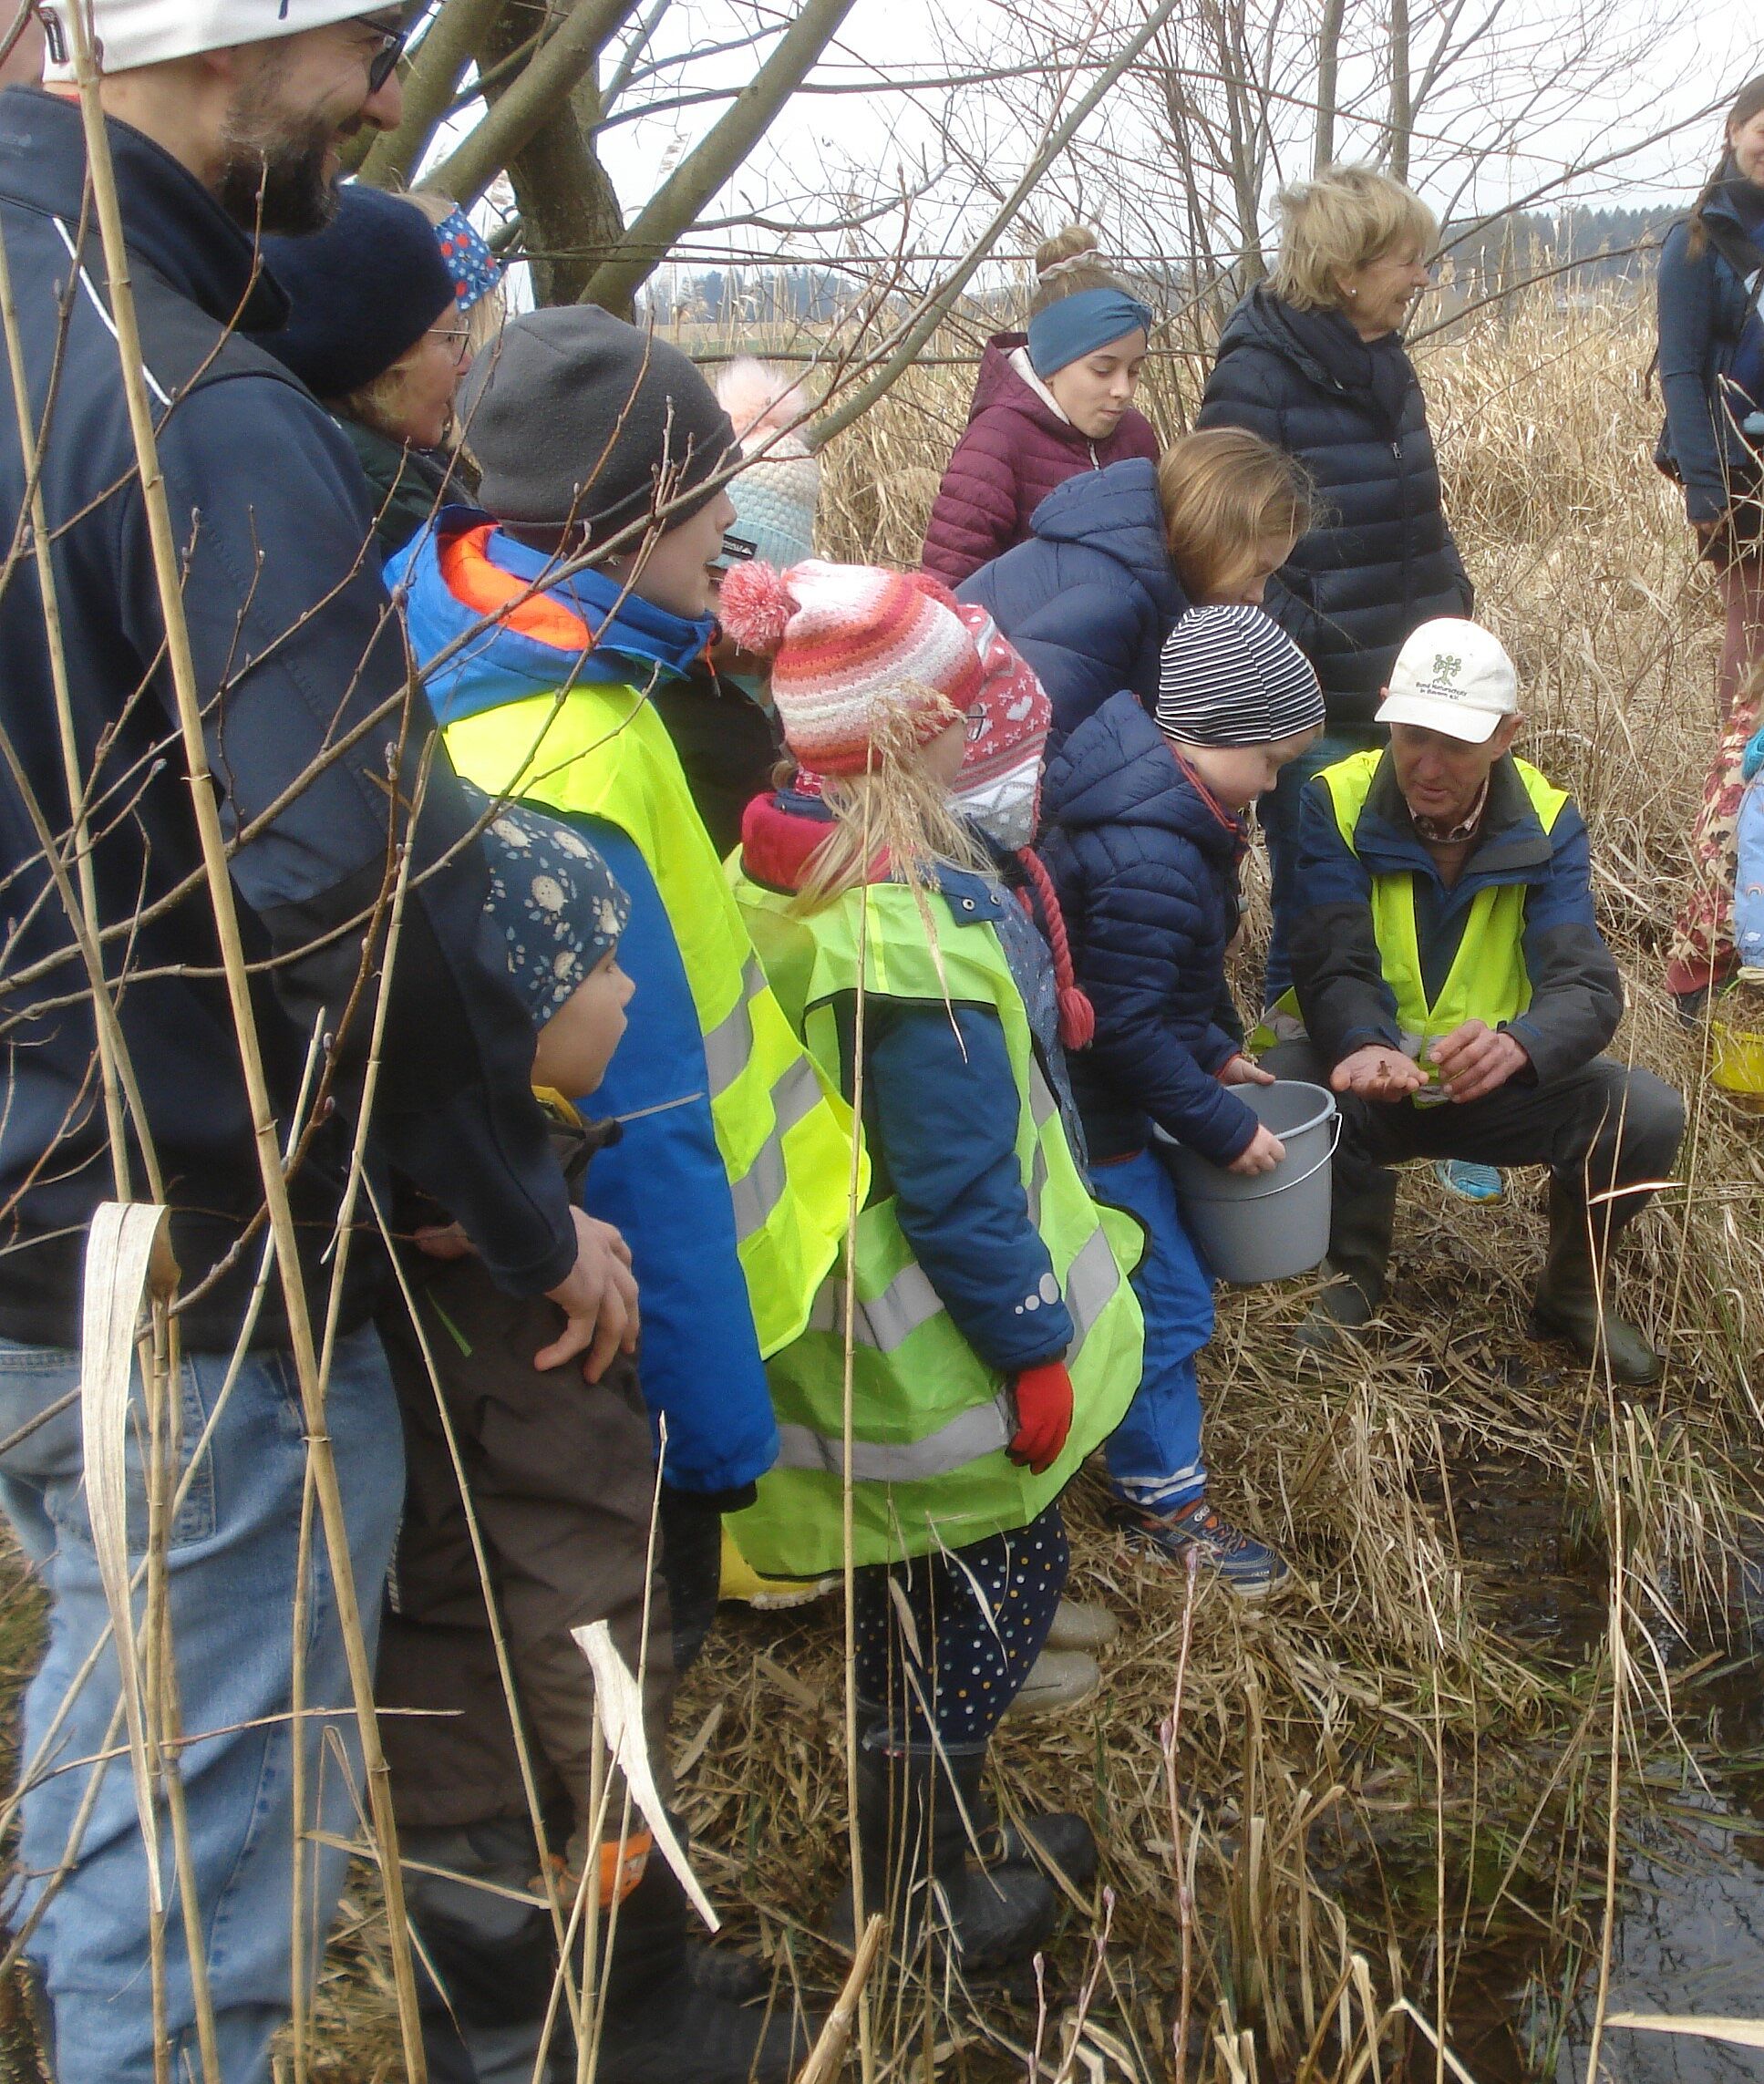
[715,358,820,571]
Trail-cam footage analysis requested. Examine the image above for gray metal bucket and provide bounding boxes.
[1161,1080,1338,1285]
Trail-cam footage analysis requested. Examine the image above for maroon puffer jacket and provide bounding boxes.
[921,332,1161,588]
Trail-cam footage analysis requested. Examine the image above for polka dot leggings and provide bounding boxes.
[852,1503,1068,1747]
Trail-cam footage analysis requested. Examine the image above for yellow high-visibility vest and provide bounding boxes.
[1259,749,1568,1077]
[445,682,858,1359]
[726,871,1145,1575]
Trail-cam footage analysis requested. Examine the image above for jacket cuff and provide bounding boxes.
[1335,1023,1400,1062]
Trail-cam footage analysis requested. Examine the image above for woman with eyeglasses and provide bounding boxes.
[262,181,501,562]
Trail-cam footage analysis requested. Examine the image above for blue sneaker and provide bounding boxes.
[1435,1159,1503,1203]
[1119,1496,1289,1597]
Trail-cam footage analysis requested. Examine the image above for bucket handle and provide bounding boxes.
[1185,1112,1342,1203]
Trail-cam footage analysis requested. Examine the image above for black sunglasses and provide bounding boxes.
[365,23,407,93]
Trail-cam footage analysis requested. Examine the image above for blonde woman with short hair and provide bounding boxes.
[1198,163,1472,1005]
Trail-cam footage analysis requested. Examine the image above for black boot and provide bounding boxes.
[849,1728,1057,1970]
[1532,1180,1663,1386]
[1296,1166,1396,1350]
[402,1819,578,2084]
[595,1855,813,2084]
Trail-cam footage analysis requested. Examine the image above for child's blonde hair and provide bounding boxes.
[1029,224,1132,315]
[1270,167,1437,313]
[793,694,986,915]
[1159,429,1313,601]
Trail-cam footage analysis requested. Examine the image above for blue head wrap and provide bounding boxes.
[1026,287,1154,379]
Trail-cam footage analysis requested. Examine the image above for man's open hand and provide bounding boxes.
[537,1208,640,1380]
[1332,1045,1428,1100]
[1428,1020,1528,1104]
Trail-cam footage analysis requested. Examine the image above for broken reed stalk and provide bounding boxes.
[794,1914,885,2084]
[59,14,428,2074]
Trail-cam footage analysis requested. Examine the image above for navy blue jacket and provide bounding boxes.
[1037,694,1258,1167]
[0,90,575,1346]
[1656,191,1761,524]
[957,459,1188,746]
[1288,751,1623,1085]
[1197,285,1472,725]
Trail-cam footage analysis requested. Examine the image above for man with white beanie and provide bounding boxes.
[0,10,635,2080]
[1261,619,1685,1385]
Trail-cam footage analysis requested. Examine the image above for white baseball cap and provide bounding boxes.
[41,0,393,78]
[1376,619,1519,746]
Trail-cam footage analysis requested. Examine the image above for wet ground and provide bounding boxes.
[1434,1446,1764,2083]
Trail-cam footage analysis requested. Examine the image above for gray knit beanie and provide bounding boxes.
[461,306,737,538]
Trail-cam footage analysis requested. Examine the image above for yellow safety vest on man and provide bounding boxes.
[726,872,1145,1577]
[1262,749,1568,1081]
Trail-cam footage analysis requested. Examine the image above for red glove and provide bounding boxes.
[1006,1360,1074,1475]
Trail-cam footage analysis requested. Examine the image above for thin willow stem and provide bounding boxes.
[60,18,428,2070]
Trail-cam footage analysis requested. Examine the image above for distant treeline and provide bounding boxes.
[650,207,1683,329]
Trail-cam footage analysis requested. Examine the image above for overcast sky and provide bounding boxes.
[449,0,1758,293]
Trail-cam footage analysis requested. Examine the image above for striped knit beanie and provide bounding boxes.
[717,559,983,777]
[1157,604,1323,748]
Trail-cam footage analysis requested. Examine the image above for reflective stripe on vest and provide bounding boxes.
[436,537,859,1357]
[727,874,1145,1574]
[1253,750,1568,1075]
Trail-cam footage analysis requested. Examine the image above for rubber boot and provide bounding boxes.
[1532,1179,1664,1386]
[848,1728,1057,1970]
[846,1698,1094,1890]
[1296,1166,1397,1351]
[594,1855,813,2084]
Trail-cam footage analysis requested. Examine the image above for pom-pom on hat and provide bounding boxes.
[714,360,820,573]
[718,560,983,777]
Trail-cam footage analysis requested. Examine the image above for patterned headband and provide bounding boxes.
[434,207,504,314]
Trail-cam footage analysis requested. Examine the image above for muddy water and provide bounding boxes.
[1443,1460,1764,2083]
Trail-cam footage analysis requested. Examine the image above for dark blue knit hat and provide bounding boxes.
[464,787,631,1027]
[259,184,458,402]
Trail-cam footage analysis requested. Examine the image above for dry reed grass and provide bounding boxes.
[16,277,1764,2084]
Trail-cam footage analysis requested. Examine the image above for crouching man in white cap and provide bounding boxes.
[0,8,639,2082]
[1260,619,1685,1384]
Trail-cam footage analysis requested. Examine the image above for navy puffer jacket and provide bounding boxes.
[958,459,1189,748]
[1037,692,1257,1167]
[1197,284,1472,725]
[1655,189,1762,525]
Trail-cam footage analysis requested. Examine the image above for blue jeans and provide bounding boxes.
[1092,1148,1214,1512]
[1259,724,1386,1006]
[0,1321,402,2084]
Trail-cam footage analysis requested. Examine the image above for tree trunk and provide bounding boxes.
[470,0,632,309]
[583,0,861,313]
[359,0,509,190]
[1387,0,1412,184]
[1315,0,1346,173]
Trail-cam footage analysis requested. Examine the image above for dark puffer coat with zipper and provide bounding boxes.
[1655,185,1762,527]
[921,331,1161,588]
[958,458,1188,748]
[1037,691,1258,1168]
[1196,284,1472,724]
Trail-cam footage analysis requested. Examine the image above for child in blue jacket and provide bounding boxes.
[1037,605,1324,1592]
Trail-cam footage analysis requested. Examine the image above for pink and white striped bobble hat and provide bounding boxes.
[718,559,983,777]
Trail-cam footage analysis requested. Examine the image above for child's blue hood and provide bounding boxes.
[1042,688,1244,862]
[387,508,717,725]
